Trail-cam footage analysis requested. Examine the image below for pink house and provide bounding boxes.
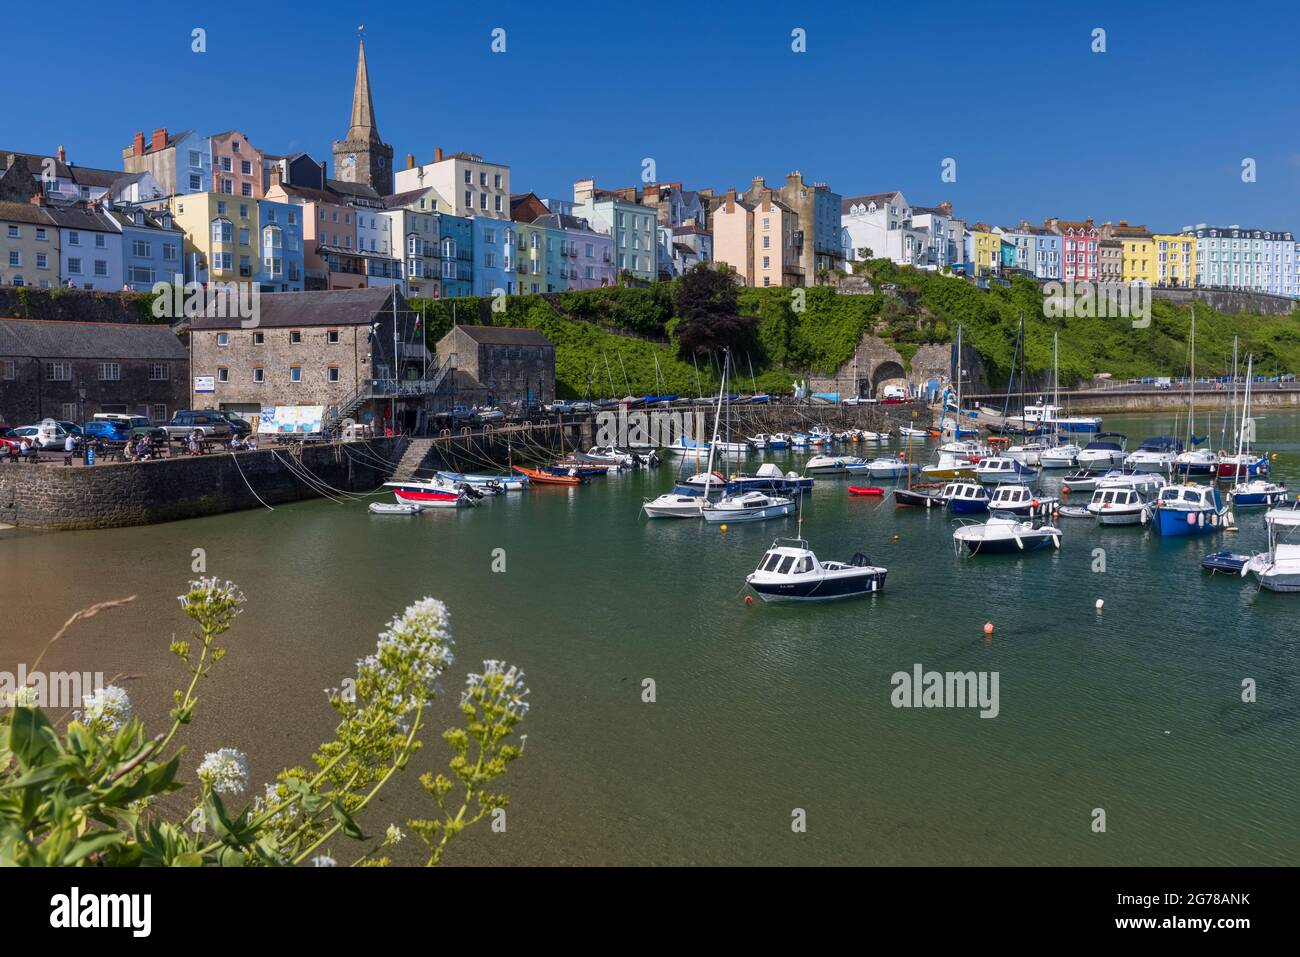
[1047,218,1098,283]
[211,131,265,201]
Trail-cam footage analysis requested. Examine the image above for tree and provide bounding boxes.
[673,263,756,356]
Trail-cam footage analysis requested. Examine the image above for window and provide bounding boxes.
[289,330,302,344]
[252,367,264,383]
[221,157,232,172]
[253,331,265,345]
[68,231,80,246]
[189,174,202,191]
[480,193,488,210]
[327,366,339,382]
[241,160,252,175]
[163,242,178,260]
[7,251,18,267]
[35,227,46,241]
[463,170,471,184]
[494,195,503,213]
[149,363,170,381]
[217,367,229,383]
[1,359,14,379]
[98,362,120,381]
[128,265,155,284]
[241,182,252,197]
[464,190,473,209]
[217,333,229,347]
[6,225,17,238]
[46,362,71,381]
[132,240,151,258]
[67,257,82,274]
[327,330,339,344]
[95,234,105,248]
[494,174,502,189]
[152,404,168,422]
[290,367,301,382]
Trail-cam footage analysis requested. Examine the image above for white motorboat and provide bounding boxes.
[1039,444,1081,469]
[1086,487,1153,526]
[1173,447,1219,477]
[746,538,887,602]
[766,432,792,449]
[953,513,1062,555]
[987,485,1060,518]
[805,454,866,475]
[899,426,930,438]
[701,491,797,524]
[861,457,917,479]
[1242,506,1300,592]
[1076,434,1128,470]
[1095,470,1168,496]
[1124,436,1182,474]
[642,493,704,519]
[938,438,984,457]
[436,470,529,491]
[585,446,636,467]
[682,471,725,489]
[1061,470,1105,494]
[974,456,1037,485]
[1005,442,1047,467]
[1018,401,1102,435]
[746,434,770,450]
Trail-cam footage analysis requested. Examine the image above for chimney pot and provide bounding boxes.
[132,131,145,157]
[151,128,168,152]
[434,147,443,163]
[406,153,415,169]
[57,145,66,163]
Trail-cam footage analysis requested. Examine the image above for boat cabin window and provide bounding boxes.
[777,556,797,575]
[1183,489,1203,503]
[760,552,781,572]
[795,556,812,573]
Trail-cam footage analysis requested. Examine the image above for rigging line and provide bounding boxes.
[286,452,371,500]
[229,450,275,510]
[271,451,350,503]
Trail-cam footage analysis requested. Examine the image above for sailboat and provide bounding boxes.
[701,351,796,524]
[1225,354,1287,507]
[644,372,729,518]
[1217,353,1270,481]
[1039,333,1082,469]
[1003,311,1049,465]
[1172,308,1219,477]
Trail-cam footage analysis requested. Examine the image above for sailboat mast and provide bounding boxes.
[618,351,631,397]
[702,350,727,495]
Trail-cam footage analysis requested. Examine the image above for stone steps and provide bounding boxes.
[388,438,435,482]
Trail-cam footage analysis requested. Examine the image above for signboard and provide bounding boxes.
[258,405,325,436]
[194,376,216,393]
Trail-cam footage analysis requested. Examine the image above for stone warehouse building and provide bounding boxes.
[188,287,447,433]
[435,325,555,409]
[0,318,187,424]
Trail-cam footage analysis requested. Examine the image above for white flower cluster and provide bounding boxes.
[311,855,336,867]
[464,660,531,719]
[178,577,246,618]
[197,748,249,796]
[76,686,133,732]
[252,782,289,826]
[0,685,39,708]
[356,598,455,718]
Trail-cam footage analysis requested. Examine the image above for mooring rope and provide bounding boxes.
[228,450,275,510]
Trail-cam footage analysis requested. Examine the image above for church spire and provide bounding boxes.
[347,33,380,143]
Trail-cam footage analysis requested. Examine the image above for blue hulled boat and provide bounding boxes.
[1152,484,1230,537]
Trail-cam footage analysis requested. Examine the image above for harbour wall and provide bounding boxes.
[960,388,1300,415]
[0,437,409,531]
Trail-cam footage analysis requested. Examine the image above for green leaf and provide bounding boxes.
[7,708,61,773]
[60,830,126,866]
[330,800,364,840]
[173,851,205,867]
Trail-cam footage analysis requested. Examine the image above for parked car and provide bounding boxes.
[10,421,74,449]
[92,414,168,443]
[545,400,573,414]
[81,420,133,444]
[211,409,253,436]
[162,410,232,441]
[0,428,19,451]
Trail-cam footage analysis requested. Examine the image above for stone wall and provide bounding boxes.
[1151,287,1295,316]
[0,287,159,324]
[909,342,987,392]
[0,436,407,530]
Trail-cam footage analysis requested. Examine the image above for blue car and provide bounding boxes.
[80,420,131,444]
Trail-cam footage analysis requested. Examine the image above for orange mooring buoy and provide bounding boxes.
[744,595,753,605]
[983,622,995,636]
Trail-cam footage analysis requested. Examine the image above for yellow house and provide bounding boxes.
[968,224,1001,276]
[1153,233,1195,287]
[169,192,259,285]
[1100,221,1156,285]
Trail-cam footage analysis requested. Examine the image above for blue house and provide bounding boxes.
[437,213,474,298]
[107,205,185,291]
[471,216,512,296]
[256,199,304,291]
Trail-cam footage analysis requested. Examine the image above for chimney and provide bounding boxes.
[151,128,168,153]
[57,145,66,164]
[270,163,282,188]
[938,201,953,216]
[574,178,595,205]
[319,160,327,186]
[726,189,736,213]
[434,147,443,163]
[132,131,146,156]
[406,153,415,169]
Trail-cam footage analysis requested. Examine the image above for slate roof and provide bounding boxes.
[0,318,187,360]
[0,201,54,226]
[444,324,553,347]
[189,287,401,331]
[40,204,119,232]
[841,191,903,214]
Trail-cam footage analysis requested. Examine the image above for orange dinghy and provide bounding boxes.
[512,465,584,486]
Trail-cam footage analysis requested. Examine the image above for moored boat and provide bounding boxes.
[987,485,1060,518]
[952,513,1062,555]
[745,538,887,602]
[1086,487,1153,526]
[1152,484,1230,537]
[384,480,476,508]
[512,465,586,486]
[700,491,797,524]
[1241,506,1300,591]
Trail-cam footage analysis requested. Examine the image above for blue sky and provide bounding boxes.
[13,0,1298,232]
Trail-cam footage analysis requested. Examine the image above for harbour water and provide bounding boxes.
[2,410,1298,865]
